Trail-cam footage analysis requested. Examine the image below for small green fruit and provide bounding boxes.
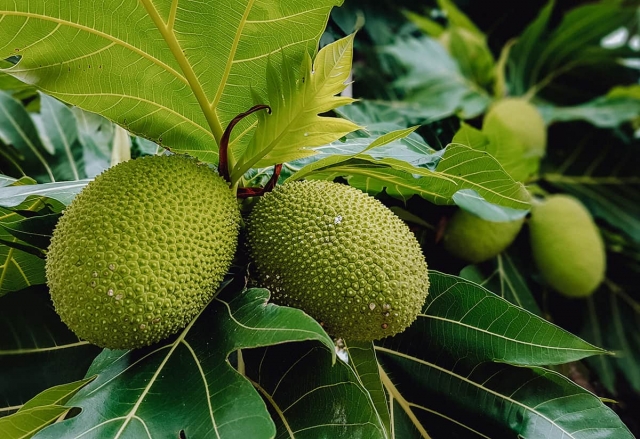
[46,155,240,349]
[443,209,524,263]
[483,98,547,182]
[529,195,606,298]
[247,180,430,341]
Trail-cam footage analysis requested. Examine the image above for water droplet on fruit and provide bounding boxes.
[107,289,114,296]
[369,303,376,310]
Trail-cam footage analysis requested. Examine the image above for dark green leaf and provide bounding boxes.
[541,129,640,243]
[507,1,637,100]
[0,285,101,416]
[375,345,633,438]
[460,250,542,316]
[421,272,604,365]
[383,37,491,120]
[581,282,640,394]
[345,340,391,436]
[35,288,334,439]
[243,341,387,439]
[538,85,640,128]
[0,212,59,250]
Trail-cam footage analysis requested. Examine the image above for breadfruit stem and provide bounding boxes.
[219,104,271,183]
[236,163,282,199]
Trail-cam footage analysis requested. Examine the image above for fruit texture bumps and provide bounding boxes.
[46,155,240,349]
[247,180,430,341]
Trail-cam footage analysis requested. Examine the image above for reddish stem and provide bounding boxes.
[237,164,283,199]
[219,104,271,183]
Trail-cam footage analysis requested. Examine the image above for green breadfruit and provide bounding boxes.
[443,209,524,264]
[247,180,429,341]
[483,98,547,182]
[46,155,240,349]
[529,194,606,298]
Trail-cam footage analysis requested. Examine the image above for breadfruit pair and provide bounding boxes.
[47,157,429,348]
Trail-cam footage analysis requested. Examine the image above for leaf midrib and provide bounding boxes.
[139,0,223,145]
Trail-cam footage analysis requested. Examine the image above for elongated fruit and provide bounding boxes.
[46,155,240,349]
[443,209,525,263]
[529,194,606,298]
[247,180,430,341]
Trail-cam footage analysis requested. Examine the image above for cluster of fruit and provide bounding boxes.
[442,99,605,298]
[45,155,430,350]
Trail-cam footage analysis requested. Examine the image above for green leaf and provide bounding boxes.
[421,272,604,366]
[538,85,640,128]
[287,126,419,182]
[305,143,531,211]
[35,93,85,181]
[383,36,491,120]
[460,249,542,316]
[375,346,633,438]
[435,0,482,35]
[507,1,637,99]
[230,34,360,183]
[345,340,391,436]
[0,1,343,165]
[0,179,90,208]
[541,128,640,243]
[581,282,640,394]
[19,378,95,413]
[0,285,101,417]
[0,212,59,250]
[0,406,70,439]
[243,341,388,439]
[451,189,529,222]
[35,288,334,439]
[0,198,51,296]
[0,91,55,183]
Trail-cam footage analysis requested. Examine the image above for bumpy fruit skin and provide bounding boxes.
[443,209,524,264]
[46,155,240,349]
[483,98,547,182]
[247,180,429,341]
[529,195,606,298]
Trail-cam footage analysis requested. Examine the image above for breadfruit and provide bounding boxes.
[529,194,606,298]
[483,98,547,182]
[46,155,240,349]
[443,209,524,264]
[247,180,429,341]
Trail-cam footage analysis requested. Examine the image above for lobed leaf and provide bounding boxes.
[230,34,360,182]
[0,0,342,165]
[34,288,334,439]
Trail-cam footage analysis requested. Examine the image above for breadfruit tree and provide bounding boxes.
[0,1,638,438]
